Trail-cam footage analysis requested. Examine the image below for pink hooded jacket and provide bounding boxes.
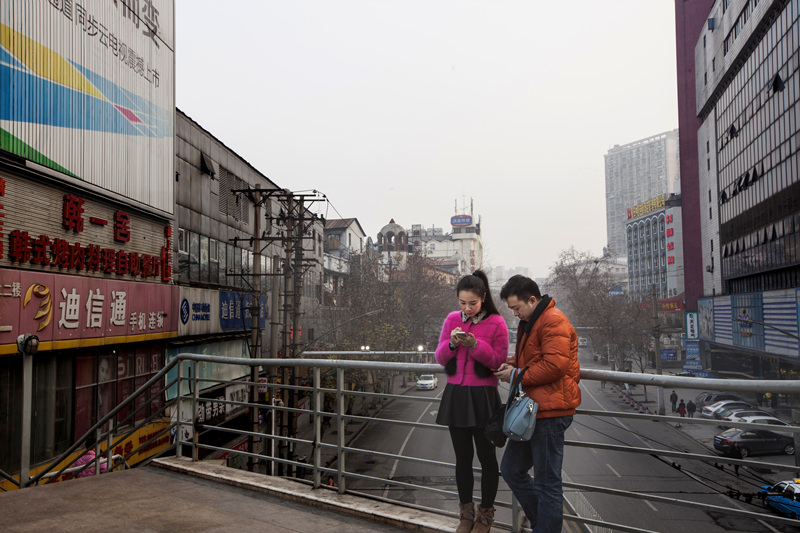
[435,311,509,386]
[72,450,108,478]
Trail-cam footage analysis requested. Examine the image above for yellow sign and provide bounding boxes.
[628,194,666,219]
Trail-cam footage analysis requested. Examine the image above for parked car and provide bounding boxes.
[701,400,752,419]
[713,428,795,457]
[718,408,771,427]
[718,408,769,421]
[733,415,792,427]
[415,374,438,391]
[759,479,800,519]
[694,391,741,408]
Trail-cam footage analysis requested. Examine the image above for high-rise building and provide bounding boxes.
[605,130,681,257]
[626,193,684,299]
[688,0,800,379]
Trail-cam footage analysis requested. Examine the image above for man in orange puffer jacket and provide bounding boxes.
[495,275,581,533]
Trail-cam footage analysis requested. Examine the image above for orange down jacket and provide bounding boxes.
[508,298,581,419]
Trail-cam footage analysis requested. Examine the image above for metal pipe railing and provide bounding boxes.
[15,351,800,532]
[167,353,800,532]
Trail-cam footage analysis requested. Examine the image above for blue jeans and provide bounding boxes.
[500,416,572,533]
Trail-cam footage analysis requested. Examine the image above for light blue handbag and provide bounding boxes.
[502,367,538,441]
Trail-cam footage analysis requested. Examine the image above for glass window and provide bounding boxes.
[210,239,219,284]
[234,247,242,288]
[31,354,73,464]
[200,235,209,282]
[219,242,227,286]
[189,232,200,281]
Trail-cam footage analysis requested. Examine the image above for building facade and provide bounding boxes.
[693,0,800,379]
[410,213,484,276]
[675,0,716,312]
[1,0,176,480]
[605,130,681,257]
[626,194,686,299]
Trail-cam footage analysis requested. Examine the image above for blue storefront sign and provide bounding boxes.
[660,348,677,361]
[219,291,267,332]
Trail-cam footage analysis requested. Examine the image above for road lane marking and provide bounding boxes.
[606,464,621,477]
[382,390,443,498]
[644,500,657,512]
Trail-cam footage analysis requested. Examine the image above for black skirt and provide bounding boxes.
[436,383,501,429]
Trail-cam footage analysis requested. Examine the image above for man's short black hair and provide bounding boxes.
[500,275,542,301]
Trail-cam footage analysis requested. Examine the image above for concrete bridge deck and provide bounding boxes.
[0,457,454,533]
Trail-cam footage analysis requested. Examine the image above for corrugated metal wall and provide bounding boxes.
[0,0,175,215]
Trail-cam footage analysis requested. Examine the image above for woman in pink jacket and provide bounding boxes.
[435,270,509,533]
[72,436,108,478]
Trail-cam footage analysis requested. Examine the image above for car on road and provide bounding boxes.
[713,428,795,457]
[578,337,588,347]
[702,400,753,419]
[694,391,741,408]
[415,374,438,390]
[758,479,800,519]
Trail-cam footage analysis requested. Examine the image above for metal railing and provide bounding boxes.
[12,352,800,531]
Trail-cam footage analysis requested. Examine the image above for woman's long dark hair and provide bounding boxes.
[456,269,500,316]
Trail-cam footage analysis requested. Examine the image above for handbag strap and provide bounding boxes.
[506,366,529,405]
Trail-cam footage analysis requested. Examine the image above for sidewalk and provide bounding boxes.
[0,458,452,533]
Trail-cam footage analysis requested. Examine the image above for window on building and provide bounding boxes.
[28,354,73,465]
[189,232,200,281]
[200,235,209,282]
[210,239,219,284]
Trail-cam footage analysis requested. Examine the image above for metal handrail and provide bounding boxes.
[16,351,800,531]
[167,353,800,532]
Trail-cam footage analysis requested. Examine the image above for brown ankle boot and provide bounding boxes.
[472,505,494,533]
[455,501,474,533]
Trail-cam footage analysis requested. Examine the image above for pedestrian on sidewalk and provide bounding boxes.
[669,390,678,412]
[686,400,696,418]
[434,270,509,533]
[678,399,686,417]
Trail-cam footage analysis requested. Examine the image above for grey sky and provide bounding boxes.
[175,1,679,276]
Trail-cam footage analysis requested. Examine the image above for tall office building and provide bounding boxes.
[691,0,800,377]
[605,130,681,257]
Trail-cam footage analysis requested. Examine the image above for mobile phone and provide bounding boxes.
[455,331,468,338]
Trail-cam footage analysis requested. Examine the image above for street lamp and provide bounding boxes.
[18,334,39,488]
[17,334,39,356]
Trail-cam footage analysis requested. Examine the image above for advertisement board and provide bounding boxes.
[0,269,177,354]
[0,0,175,214]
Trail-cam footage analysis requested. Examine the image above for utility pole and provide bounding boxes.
[652,289,665,415]
[247,187,262,472]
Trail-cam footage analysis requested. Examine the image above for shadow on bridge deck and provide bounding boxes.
[0,457,454,533]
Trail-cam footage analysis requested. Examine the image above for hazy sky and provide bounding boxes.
[175,1,679,276]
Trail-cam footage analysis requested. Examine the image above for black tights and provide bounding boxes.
[448,426,499,507]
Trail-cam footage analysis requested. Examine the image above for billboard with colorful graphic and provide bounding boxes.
[0,0,175,214]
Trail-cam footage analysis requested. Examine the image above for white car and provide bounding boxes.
[416,374,438,390]
[733,415,792,427]
[578,337,588,347]
[701,400,752,419]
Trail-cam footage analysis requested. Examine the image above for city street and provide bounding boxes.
[330,348,800,532]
